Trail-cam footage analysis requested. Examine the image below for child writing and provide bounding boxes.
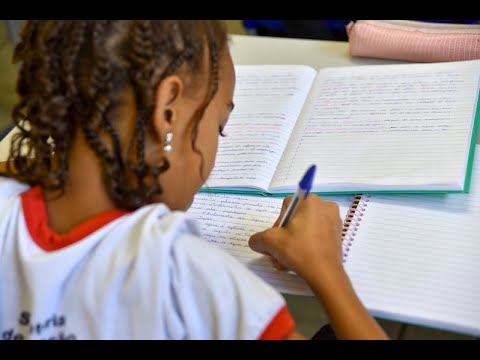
[0,20,388,340]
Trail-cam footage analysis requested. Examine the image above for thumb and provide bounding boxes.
[249,227,285,256]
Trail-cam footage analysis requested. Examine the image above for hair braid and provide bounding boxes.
[63,21,88,98]
[187,23,221,183]
[9,20,78,191]
[80,21,135,206]
[3,20,228,210]
[126,21,171,206]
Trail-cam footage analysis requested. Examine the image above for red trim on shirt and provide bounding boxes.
[258,306,295,340]
[20,186,128,252]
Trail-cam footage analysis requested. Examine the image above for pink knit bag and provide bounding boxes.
[347,20,480,62]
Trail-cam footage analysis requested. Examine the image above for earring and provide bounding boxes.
[164,132,173,153]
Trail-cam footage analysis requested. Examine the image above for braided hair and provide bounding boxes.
[3,20,228,210]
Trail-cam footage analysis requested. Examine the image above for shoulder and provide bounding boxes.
[158,216,289,339]
[0,176,30,200]
[116,204,242,281]
[169,232,291,339]
[0,177,30,216]
[113,206,290,339]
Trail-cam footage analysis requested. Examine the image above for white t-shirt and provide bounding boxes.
[0,177,294,340]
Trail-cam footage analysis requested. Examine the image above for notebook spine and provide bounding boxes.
[342,194,370,263]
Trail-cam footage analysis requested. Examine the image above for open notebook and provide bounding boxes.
[202,60,480,196]
[342,146,480,337]
[188,193,353,295]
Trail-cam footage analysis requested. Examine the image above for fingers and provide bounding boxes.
[251,194,344,275]
[248,230,270,255]
[250,229,288,271]
[270,256,287,271]
[297,194,340,218]
[250,229,289,272]
[249,227,284,255]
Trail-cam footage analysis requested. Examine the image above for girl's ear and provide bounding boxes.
[150,75,184,144]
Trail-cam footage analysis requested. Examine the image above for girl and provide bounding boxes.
[0,20,387,340]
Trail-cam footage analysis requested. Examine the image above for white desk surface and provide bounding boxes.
[1,34,479,159]
[229,34,403,68]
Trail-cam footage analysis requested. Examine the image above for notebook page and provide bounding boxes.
[344,147,480,336]
[204,65,317,192]
[270,60,480,193]
[188,193,352,295]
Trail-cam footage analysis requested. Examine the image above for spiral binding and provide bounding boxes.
[342,194,370,263]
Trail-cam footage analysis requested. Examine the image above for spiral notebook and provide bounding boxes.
[202,60,480,196]
[341,146,480,337]
[187,193,353,295]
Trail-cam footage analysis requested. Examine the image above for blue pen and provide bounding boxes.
[279,165,316,227]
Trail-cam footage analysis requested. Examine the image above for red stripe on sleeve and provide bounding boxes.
[258,306,295,340]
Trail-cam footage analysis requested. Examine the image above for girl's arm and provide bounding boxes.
[249,195,389,340]
[305,263,388,340]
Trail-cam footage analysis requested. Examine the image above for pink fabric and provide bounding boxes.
[347,20,480,62]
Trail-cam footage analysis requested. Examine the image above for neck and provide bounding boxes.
[44,133,116,234]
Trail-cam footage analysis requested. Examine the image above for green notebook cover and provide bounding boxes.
[460,87,480,194]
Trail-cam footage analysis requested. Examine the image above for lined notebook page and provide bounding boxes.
[188,193,352,295]
[344,147,480,336]
[271,60,480,193]
[205,65,317,192]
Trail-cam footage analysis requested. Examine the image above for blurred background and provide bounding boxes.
[227,19,479,40]
[0,20,19,137]
[2,20,479,135]
[228,20,350,40]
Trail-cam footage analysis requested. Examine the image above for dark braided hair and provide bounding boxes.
[3,20,228,210]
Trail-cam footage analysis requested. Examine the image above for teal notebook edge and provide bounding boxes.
[461,87,480,194]
[199,188,466,197]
